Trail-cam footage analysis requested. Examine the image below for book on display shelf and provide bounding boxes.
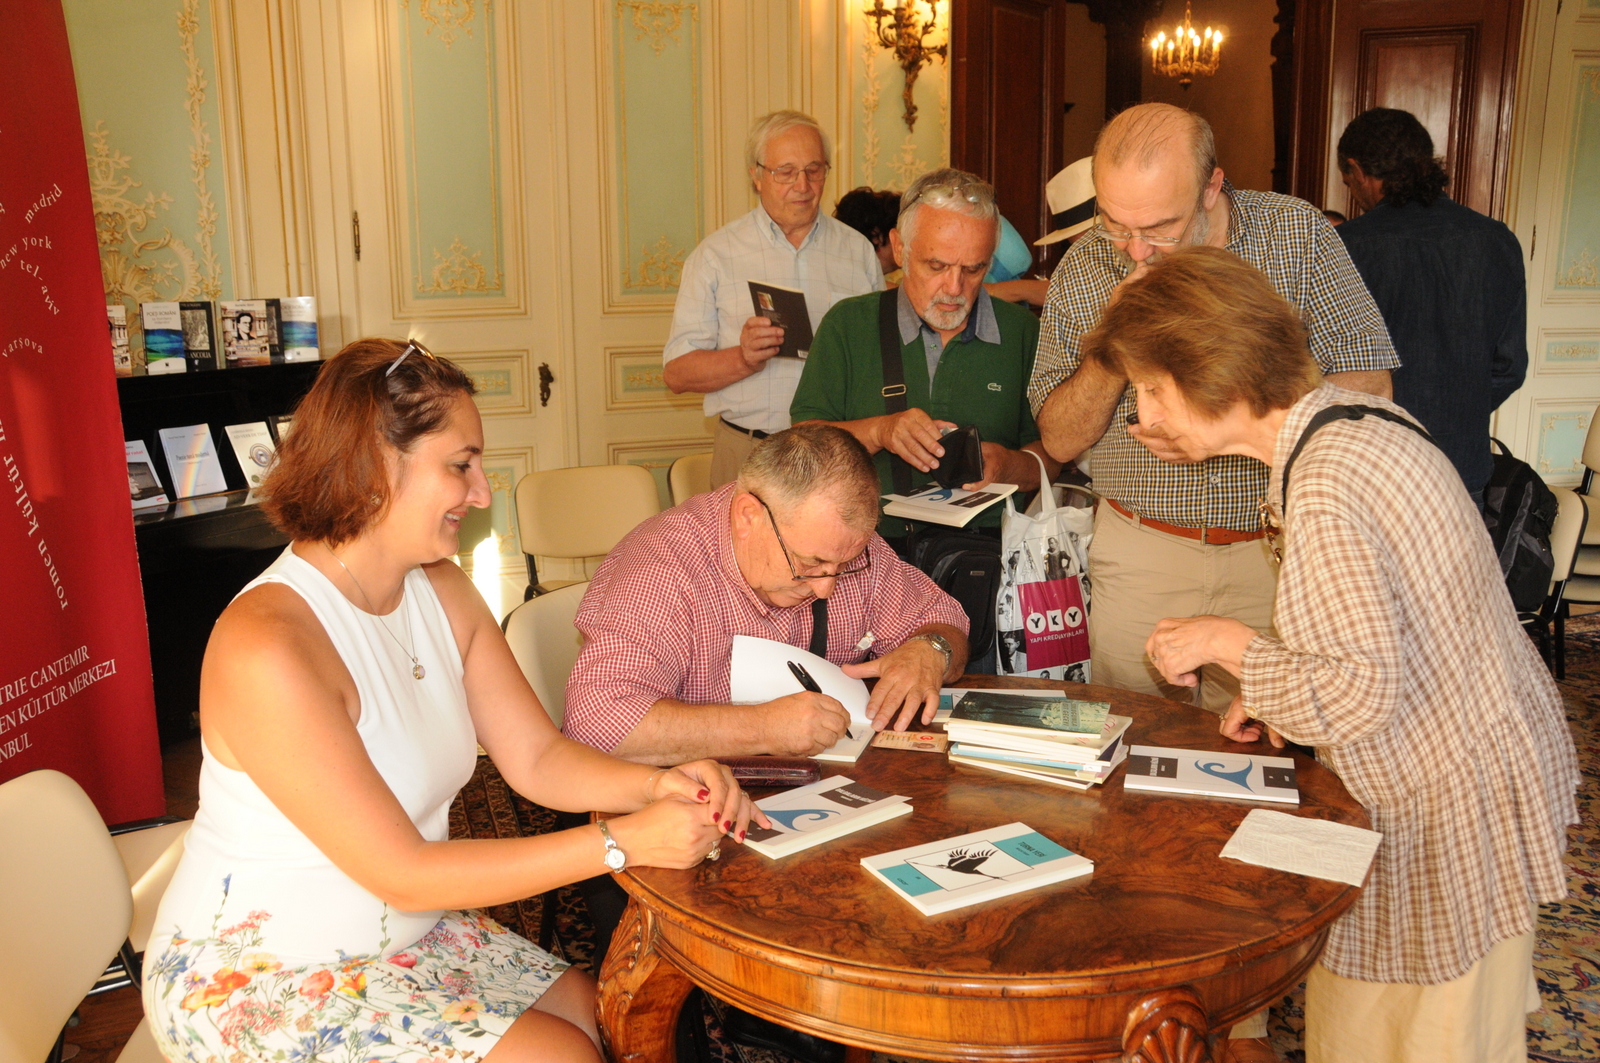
[140,301,187,375]
[277,295,320,362]
[269,414,295,444]
[157,423,229,499]
[881,482,1018,528]
[742,777,912,859]
[220,299,271,366]
[125,439,169,510]
[108,304,132,377]
[179,300,219,371]
[1123,745,1300,806]
[224,422,277,487]
[861,822,1093,915]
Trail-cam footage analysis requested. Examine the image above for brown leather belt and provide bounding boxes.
[1106,498,1268,545]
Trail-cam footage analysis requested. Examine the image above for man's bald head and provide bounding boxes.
[1093,103,1218,200]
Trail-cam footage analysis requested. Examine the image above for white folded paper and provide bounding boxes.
[729,635,871,762]
[1219,808,1382,886]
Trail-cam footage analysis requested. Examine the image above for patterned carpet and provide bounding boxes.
[450,621,1600,1061]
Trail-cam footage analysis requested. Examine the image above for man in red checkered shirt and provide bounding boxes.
[563,424,969,763]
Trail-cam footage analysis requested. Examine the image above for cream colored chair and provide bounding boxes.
[1525,487,1589,679]
[501,580,589,729]
[668,452,713,506]
[514,465,660,597]
[0,769,176,1063]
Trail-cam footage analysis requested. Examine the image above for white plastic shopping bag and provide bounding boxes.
[996,454,1094,681]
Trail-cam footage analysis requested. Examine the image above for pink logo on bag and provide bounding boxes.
[1019,578,1089,668]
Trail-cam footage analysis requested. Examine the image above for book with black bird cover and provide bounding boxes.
[861,821,1093,915]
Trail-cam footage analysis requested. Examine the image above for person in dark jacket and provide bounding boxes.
[1336,107,1528,502]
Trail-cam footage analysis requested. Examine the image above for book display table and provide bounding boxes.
[596,676,1369,1063]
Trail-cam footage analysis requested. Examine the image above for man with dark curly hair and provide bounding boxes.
[1337,107,1528,504]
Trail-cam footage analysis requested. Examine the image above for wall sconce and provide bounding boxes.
[864,0,948,130]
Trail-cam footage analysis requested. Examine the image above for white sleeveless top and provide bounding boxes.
[149,546,478,966]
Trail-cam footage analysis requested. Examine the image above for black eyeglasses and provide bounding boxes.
[752,493,872,582]
[386,339,437,377]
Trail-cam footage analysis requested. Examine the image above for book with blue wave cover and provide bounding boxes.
[1123,745,1299,805]
[743,776,911,859]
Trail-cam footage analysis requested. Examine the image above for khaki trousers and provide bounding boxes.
[710,418,764,490]
[1087,501,1278,714]
[1305,929,1539,1063]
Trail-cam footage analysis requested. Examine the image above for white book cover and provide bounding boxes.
[278,295,320,362]
[949,720,1131,768]
[943,714,1132,763]
[108,305,131,377]
[861,821,1093,916]
[882,483,1018,528]
[743,776,912,859]
[225,422,277,487]
[125,439,169,510]
[157,423,229,499]
[1124,745,1300,806]
[729,635,872,763]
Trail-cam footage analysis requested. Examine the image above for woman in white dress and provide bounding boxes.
[144,338,763,1063]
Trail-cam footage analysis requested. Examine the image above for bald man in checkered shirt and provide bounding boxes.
[1030,104,1399,720]
[563,424,969,764]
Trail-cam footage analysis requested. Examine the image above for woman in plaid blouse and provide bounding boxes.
[1088,246,1578,1063]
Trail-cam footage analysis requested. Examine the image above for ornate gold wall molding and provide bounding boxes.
[624,235,687,290]
[616,0,699,55]
[860,31,882,181]
[408,0,479,49]
[1558,248,1598,288]
[419,235,503,294]
[88,123,210,307]
[177,0,222,299]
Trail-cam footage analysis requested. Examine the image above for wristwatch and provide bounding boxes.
[597,820,627,872]
[907,631,954,672]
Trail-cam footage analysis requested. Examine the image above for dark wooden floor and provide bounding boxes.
[65,737,202,1063]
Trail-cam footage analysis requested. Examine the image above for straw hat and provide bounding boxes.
[1035,157,1096,245]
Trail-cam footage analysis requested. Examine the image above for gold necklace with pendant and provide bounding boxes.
[327,545,426,680]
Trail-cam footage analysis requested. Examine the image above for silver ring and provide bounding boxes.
[705,845,722,862]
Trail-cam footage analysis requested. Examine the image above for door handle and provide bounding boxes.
[538,363,553,407]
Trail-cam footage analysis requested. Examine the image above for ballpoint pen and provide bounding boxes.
[787,659,854,741]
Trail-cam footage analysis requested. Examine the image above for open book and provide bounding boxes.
[729,635,872,763]
[882,483,1018,528]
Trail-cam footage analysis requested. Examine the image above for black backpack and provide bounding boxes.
[1483,437,1558,612]
[902,525,1002,653]
[1284,407,1556,613]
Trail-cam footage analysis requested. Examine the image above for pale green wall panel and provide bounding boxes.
[399,0,505,298]
[1554,64,1600,292]
[64,0,234,311]
[853,22,950,195]
[1536,409,1593,479]
[614,1,703,295]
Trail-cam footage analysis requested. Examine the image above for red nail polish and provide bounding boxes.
[697,789,709,800]
[738,830,746,841]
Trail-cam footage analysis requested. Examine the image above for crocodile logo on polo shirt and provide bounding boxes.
[987,382,1002,391]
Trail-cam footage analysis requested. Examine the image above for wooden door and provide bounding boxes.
[951,0,1068,267]
[1291,0,1525,217]
[1494,0,1600,484]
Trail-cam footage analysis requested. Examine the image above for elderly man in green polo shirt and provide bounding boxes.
[791,167,1060,549]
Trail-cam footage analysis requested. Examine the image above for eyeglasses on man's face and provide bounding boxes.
[1090,213,1190,247]
[756,162,831,186]
[752,493,871,582]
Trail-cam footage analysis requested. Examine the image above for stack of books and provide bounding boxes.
[944,690,1132,790]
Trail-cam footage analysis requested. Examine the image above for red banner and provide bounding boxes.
[0,1,164,822]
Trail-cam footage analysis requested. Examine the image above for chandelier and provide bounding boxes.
[1149,2,1223,88]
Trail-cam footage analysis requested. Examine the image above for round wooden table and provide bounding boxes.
[596,678,1369,1063]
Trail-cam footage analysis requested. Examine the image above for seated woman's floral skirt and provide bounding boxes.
[142,910,570,1063]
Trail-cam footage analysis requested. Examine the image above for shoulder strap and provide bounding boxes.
[877,289,913,496]
[1281,404,1436,514]
[808,596,828,658]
